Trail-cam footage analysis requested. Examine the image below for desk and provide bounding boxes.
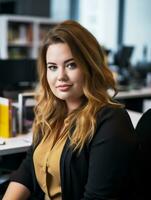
[115,87,151,112]
[0,110,142,156]
[0,133,32,156]
[116,87,151,99]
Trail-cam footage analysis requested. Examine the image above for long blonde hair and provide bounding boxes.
[32,20,122,152]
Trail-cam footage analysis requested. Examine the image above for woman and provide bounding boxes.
[3,20,136,200]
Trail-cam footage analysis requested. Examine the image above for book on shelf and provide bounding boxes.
[8,47,30,59]
[8,23,33,45]
[0,97,19,138]
[0,97,12,138]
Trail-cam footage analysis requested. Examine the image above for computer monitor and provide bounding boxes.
[114,46,134,68]
[0,59,38,90]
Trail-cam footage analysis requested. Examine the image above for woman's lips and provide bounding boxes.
[57,84,72,91]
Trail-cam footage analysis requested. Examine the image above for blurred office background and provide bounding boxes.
[0,0,151,111]
[1,0,150,62]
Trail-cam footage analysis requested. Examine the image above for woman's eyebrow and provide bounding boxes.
[47,58,74,65]
[64,58,74,64]
[47,62,57,65]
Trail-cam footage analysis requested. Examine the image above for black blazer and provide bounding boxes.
[10,106,137,200]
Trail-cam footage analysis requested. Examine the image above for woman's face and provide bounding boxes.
[46,43,84,112]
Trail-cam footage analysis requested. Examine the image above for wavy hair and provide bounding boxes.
[32,20,122,152]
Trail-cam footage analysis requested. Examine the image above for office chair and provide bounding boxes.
[132,109,151,199]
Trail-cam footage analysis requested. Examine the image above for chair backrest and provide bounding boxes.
[136,108,151,138]
[132,109,151,199]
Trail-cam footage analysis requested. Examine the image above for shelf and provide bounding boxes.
[0,15,60,59]
[8,22,33,44]
[8,47,32,59]
[8,42,32,47]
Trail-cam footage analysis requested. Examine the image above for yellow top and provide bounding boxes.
[33,133,67,200]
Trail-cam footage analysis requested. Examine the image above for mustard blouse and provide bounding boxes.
[33,133,67,200]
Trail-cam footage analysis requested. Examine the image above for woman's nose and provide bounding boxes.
[57,68,68,81]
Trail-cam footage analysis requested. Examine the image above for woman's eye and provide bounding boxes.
[67,62,77,69]
[48,65,57,71]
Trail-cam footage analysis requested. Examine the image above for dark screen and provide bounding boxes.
[0,59,38,88]
[114,46,134,68]
[0,1,15,14]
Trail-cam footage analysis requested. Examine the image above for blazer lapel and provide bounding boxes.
[60,126,75,200]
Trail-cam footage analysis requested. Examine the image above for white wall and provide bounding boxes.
[49,0,151,65]
[50,0,119,51]
[79,0,119,51]
[50,0,70,20]
[123,0,151,64]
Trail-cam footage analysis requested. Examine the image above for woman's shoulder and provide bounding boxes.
[96,105,130,123]
[94,105,134,138]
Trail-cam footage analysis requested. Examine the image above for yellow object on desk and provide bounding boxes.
[0,97,12,138]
